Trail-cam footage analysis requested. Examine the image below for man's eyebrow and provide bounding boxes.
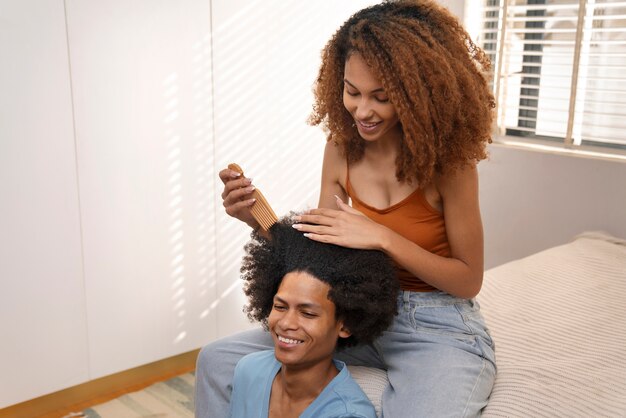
[273,295,322,310]
[344,79,385,94]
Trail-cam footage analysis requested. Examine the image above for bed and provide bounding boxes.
[349,231,626,417]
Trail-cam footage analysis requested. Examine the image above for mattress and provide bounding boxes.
[478,232,626,417]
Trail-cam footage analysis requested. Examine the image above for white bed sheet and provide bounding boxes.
[479,231,626,417]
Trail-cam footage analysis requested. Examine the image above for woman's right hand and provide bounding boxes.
[219,167,260,230]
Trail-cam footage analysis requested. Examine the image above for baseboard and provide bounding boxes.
[0,348,200,418]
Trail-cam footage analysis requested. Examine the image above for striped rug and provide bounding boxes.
[82,372,194,418]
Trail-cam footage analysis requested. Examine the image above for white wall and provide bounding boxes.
[0,0,376,407]
[438,0,464,20]
[480,145,626,269]
[210,0,378,337]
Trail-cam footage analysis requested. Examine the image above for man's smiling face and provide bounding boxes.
[268,271,350,370]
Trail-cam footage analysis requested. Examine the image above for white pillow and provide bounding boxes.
[348,366,388,418]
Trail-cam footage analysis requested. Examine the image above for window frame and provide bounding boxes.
[475,0,626,161]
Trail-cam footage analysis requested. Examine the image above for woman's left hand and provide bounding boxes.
[292,196,386,250]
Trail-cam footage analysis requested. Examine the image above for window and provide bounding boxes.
[476,0,626,153]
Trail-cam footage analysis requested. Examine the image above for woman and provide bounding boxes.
[199,1,496,417]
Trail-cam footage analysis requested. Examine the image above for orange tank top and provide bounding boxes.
[346,169,451,292]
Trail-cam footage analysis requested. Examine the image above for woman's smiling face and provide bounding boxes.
[343,53,401,143]
[268,271,350,370]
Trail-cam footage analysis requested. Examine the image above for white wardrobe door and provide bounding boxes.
[66,0,216,379]
[0,0,89,407]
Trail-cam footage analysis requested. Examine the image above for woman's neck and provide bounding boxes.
[363,126,402,159]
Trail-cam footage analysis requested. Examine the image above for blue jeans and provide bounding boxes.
[195,291,496,418]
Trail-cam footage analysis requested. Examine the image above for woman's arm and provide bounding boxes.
[318,141,348,209]
[295,164,484,298]
[381,165,484,298]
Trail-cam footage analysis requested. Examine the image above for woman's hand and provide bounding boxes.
[293,196,387,250]
[218,167,260,230]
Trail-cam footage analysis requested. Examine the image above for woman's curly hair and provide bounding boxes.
[309,0,494,186]
[241,215,399,349]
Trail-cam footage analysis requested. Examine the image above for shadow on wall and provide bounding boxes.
[208,0,358,337]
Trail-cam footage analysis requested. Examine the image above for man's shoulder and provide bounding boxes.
[304,363,377,418]
[234,350,276,380]
[332,367,376,412]
[238,350,275,367]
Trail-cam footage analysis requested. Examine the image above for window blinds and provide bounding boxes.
[479,0,626,151]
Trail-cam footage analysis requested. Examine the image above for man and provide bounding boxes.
[228,217,398,418]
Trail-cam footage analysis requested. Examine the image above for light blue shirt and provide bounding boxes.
[229,350,376,418]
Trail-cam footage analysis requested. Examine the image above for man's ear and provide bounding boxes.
[338,323,352,339]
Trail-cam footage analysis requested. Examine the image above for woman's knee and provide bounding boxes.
[197,342,220,370]
[196,329,273,375]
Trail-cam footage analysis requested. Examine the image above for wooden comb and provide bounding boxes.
[228,163,278,232]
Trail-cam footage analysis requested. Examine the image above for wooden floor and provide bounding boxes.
[0,349,199,418]
[40,366,195,418]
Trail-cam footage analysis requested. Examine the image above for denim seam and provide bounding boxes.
[454,303,478,335]
[461,357,488,418]
[456,303,496,356]
[408,304,416,329]
[409,306,477,342]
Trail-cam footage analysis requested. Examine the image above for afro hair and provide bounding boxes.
[241,215,399,349]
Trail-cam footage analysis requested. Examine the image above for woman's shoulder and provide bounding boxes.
[323,140,346,165]
[435,163,478,195]
[321,140,348,194]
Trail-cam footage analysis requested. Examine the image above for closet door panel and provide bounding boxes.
[0,0,88,407]
[66,0,216,379]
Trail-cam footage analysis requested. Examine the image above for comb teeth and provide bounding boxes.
[227,163,278,232]
[250,189,278,231]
